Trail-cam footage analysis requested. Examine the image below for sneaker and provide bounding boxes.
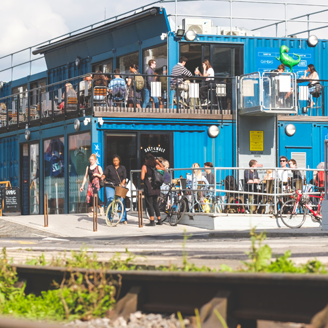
[122,221,128,225]
[156,219,163,225]
[146,220,156,226]
[88,212,94,217]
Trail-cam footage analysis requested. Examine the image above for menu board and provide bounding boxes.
[0,181,11,215]
[4,187,20,212]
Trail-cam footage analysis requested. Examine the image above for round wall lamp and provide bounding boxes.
[208,125,220,138]
[307,35,318,47]
[74,118,81,131]
[185,29,196,41]
[75,56,81,67]
[285,124,296,136]
[25,129,31,140]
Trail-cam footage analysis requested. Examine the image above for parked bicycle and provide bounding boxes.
[280,189,323,228]
[105,184,128,227]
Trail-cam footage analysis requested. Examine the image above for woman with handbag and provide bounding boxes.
[80,154,105,217]
[101,155,128,224]
[302,64,320,108]
[141,153,165,226]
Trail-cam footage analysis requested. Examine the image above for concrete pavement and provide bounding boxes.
[0,212,324,239]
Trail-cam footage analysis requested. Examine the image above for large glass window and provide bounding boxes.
[44,137,65,214]
[30,79,47,106]
[30,144,39,214]
[92,59,113,73]
[143,44,167,74]
[117,52,139,75]
[211,45,243,77]
[179,43,243,77]
[68,133,91,213]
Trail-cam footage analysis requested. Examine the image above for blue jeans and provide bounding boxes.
[142,88,159,109]
[308,86,315,105]
[105,186,127,222]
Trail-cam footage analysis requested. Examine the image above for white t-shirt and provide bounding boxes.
[206,68,214,81]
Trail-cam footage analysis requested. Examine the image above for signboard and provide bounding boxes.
[92,143,102,165]
[255,47,314,78]
[4,187,20,212]
[250,131,264,152]
[0,181,11,216]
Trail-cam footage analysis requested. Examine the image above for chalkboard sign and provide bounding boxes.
[0,181,11,215]
[4,187,20,212]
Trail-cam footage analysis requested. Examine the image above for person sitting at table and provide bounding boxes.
[204,162,214,186]
[288,159,302,188]
[187,163,209,190]
[108,69,127,105]
[195,60,215,106]
[59,83,77,111]
[93,70,108,87]
[244,159,260,184]
[79,74,92,106]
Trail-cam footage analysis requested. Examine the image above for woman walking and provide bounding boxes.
[141,153,165,226]
[102,155,128,224]
[80,154,104,217]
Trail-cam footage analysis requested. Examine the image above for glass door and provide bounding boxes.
[29,144,40,214]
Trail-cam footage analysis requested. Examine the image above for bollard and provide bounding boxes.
[138,190,143,228]
[93,193,98,232]
[44,194,48,227]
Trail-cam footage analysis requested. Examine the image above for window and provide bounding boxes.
[68,133,91,213]
[117,52,139,75]
[92,59,113,74]
[143,44,167,74]
[44,137,65,214]
[178,43,244,77]
[12,84,28,112]
[211,45,243,77]
[30,79,47,106]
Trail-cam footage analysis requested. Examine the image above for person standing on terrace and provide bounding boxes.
[143,60,159,109]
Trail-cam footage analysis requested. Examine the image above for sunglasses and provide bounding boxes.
[280,160,286,162]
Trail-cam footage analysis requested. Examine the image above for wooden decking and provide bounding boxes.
[93,105,233,120]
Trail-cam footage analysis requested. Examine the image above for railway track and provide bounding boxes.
[4,264,327,327]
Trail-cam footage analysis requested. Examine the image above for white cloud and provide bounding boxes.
[0,0,69,56]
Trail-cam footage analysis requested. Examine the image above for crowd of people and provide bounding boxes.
[58,56,220,111]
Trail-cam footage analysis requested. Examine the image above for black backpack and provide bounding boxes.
[152,168,165,188]
[224,175,238,191]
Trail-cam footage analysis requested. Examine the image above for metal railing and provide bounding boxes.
[1,0,328,83]
[297,79,327,116]
[0,72,233,130]
[129,166,324,217]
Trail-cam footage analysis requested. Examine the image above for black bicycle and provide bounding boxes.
[145,183,188,226]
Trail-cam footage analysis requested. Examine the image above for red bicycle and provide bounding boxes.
[280,189,323,228]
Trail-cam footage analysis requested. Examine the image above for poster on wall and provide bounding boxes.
[92,143,102,165]
[255,47,314,78]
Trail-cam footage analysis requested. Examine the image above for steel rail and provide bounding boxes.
[13,264,328,325]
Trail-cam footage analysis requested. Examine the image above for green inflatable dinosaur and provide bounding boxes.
[276,45,301,72]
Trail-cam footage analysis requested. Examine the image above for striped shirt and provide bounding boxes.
[170,63,192,86]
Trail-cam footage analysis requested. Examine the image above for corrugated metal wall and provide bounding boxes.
[0,136,19,187]
[278,121,328,169]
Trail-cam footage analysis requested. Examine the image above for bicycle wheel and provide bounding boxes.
[105,198,124,227]
[280,199,306,229]
[169,197,188,226]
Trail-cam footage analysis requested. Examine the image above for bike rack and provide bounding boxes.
[93,194,98,232]
[44,194,48,227]
[137,190,143,228]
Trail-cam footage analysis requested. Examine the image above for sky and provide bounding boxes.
[0,0,327,80]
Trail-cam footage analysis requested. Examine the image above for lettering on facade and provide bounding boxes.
[144,147,166,153]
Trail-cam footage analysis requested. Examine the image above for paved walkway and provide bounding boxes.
[0,212,324,239]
